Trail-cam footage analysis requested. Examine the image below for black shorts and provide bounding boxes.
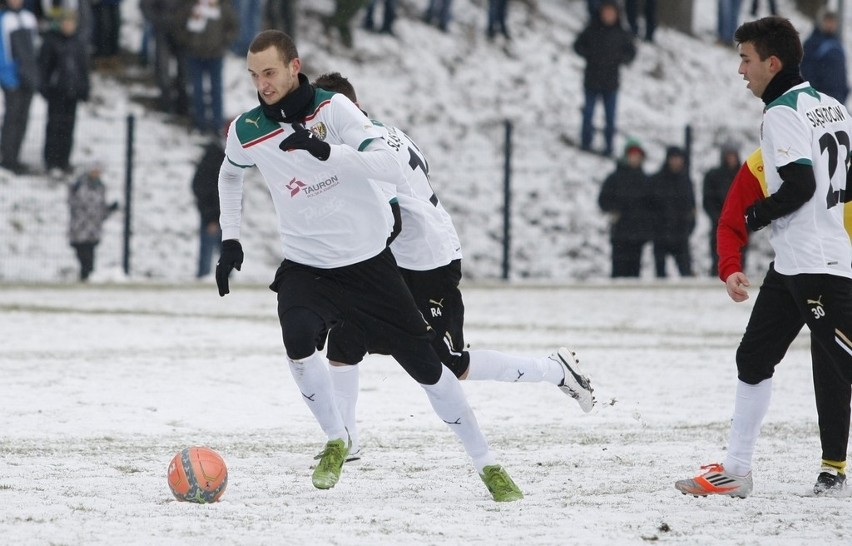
[327,259,470,377]
[271,247,442,384]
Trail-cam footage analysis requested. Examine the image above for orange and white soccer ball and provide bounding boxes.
[167,446,228,503]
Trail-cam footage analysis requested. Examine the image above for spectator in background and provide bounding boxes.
[0,0,39,175]
[650,146,695,278]
[717,0,742,46]
[177,0,238,135]
[749,0,776,17]
[322,0,364,48]
[37,0,93,43]
[624,0,656,42]
[573,0,635,157]
[702,142,741,277]
[363,0,396,36]
[801,11,848,105]
[486,0,509,40]
[265,0,297,39]
[38,8,89,178]
[230,0,261,56]
[68,162,118,281]
[423,0,451,33]
[90,0,121,70]
[141,0,189,116]
[191,137,223,278]
[598,138,654,277]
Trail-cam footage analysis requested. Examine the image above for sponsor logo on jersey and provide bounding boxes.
[286,177,306,197]
[310,122,328,141]
[806,105,847,129]
[244,115,261,128]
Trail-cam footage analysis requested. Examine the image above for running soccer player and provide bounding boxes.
[675,17,852,498]
[215,30,522,502]
[312,72,595,462]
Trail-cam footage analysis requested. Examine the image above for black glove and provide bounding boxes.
[279,123,330,161]
[216,239,244,297]
[745,203,770,232]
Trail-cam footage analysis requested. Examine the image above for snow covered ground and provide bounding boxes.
[2,281,851,545]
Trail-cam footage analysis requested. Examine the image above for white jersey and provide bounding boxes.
[761,82,852,278]
[220,90,403,269]
[379,123,463,270]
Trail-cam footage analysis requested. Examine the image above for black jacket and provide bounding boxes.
[649,165,696,243]
[38,29,89,102]
[598,162,655,242]
[573,16,636,91]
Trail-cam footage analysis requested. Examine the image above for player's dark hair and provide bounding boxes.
[314,72,358,103]
[734,16,802,68]
[249,30,299,64]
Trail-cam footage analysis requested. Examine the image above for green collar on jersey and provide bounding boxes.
[235,87,337,146]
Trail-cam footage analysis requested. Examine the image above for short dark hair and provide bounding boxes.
[249,30,299,64]
[314,72,357,103]
[734,16,803,67]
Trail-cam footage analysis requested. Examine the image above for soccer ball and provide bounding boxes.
[167,446,228,503]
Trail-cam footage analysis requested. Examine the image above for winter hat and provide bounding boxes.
[623,138,645,158]
[665,146,686,159]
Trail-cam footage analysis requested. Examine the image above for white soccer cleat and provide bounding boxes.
[551,347,594,412]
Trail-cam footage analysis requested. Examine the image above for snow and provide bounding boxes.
[2,282,850,544]
[3,0,852,543]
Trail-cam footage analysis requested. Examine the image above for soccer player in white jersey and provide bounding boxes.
[312,72,595,462]
[676,17,852,498]
[214,30,522,502]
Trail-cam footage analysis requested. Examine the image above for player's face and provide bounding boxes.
[247,46,301,105]
[738,42,775,99]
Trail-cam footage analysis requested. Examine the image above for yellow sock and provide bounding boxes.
[821,459,847,475]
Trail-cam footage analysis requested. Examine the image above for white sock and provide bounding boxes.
[287,351,348,443]
[329,363,359,453]
[465,349,564,385]
[724,378,772,476]
[421,365,497,473]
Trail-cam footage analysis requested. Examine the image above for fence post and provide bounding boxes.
[501,119,512,280]
[123,114,134,276]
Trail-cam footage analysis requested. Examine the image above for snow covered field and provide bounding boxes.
[1,281,850,545]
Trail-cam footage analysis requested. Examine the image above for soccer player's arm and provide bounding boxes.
[218,123,252,242]
[717,149,766,282]
[749,108,816,225]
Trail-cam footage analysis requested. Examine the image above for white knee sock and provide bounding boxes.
[287,351,348,443]
[465,349,564,385]
[329,363,359,452]
[724,378,773,476]
[421,365,496,473]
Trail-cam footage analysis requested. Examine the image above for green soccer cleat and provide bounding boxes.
[312,438,349,490]
[480,465,524,502]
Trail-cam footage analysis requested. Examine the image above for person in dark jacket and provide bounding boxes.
[650,146,695,278]
[801,11,848,105]
[598,138,654,277]
[176,0,238,134]
[38,9,89,177]
[191,138,223,278]
[702,142,741,277]
[141,0,189,116]
[573,0,635,157]
[0,0,39,174]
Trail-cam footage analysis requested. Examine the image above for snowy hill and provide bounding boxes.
[0,0,827,283]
